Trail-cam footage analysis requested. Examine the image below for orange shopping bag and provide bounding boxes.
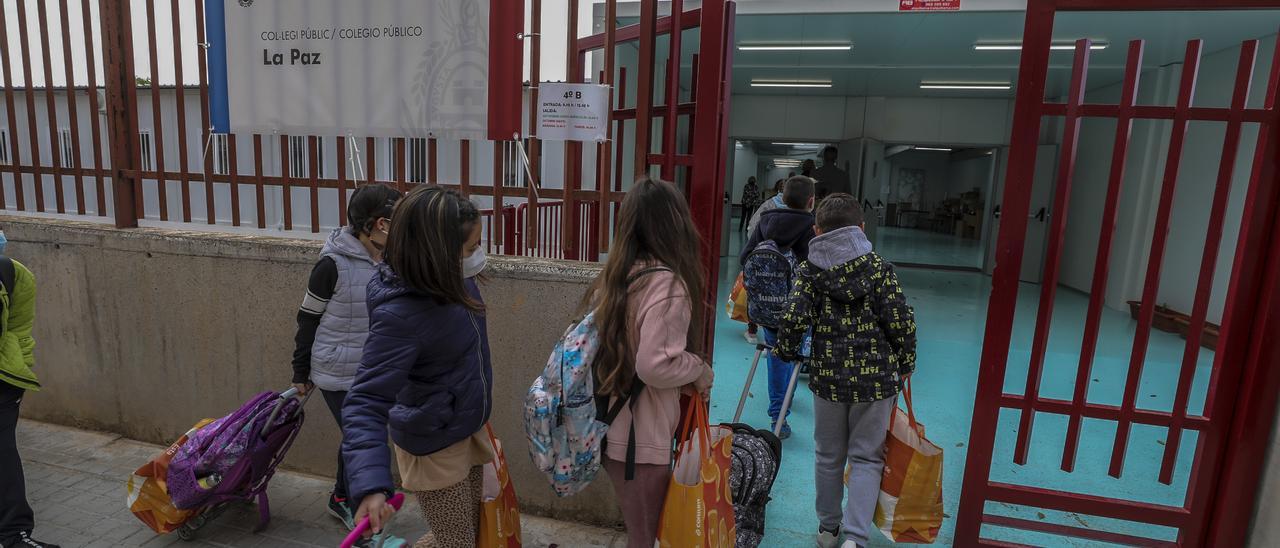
[126,419,216,534]
[479,424,522,548]
[657,399,736,548]
[725,272,750,324]
[873,382,944,543]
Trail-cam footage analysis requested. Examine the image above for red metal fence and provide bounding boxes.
[957,1,1280,546]
[0,0,733,274]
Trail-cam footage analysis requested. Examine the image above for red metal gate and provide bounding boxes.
[957,1,1280,546]
[568,0,736,349]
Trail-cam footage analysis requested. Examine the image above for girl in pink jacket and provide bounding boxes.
[580,177,715,547]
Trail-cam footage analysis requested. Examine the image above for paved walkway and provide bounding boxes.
[15,420,625,548]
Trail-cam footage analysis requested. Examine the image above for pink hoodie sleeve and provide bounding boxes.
[632,271,706,390]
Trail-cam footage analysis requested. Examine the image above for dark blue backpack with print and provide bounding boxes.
[742,240,797,329]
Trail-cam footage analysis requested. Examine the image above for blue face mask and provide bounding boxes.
[0,231,8,256]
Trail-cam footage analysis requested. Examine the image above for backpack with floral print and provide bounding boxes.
[524,267,668,496]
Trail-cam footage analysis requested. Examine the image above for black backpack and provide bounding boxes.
[742,241,798,329]
[726,422,783,547]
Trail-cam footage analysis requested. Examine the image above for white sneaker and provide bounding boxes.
[816,530,840,548]
[744,331,759,345]
[840,540,861,548]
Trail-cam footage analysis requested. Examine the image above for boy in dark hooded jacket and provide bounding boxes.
[776,193,916,548]
[740,175,816,438]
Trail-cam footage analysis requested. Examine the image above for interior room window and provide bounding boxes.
[0,131,10,165]
[211,134,230,175]
[408,138,427,183]
[139,131,154,171]
[290,136,326,179]
[59,128,74,168]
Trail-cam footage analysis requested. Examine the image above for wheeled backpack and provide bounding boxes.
[726,423,782,548]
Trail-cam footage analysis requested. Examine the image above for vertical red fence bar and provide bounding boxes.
[461,139,471,195]
[1110,40,1203,479]
[82,0,105,215]
[1061,40,1145,472]
[560,0,581,261]
[598,0,618,254]
[1201,33,1280,546]
[280,134,292,230]
[36,0,65,213]
[100,0,141,227]
[0,4,23,210]
[169,0,192,222]
[365,137,376,184]
[632,0,657,179]
[427,137,438,185]
[1012,39,1092,465]
[395,138,406,191]
[337,136,348,223]
[688,0,732,350]
[614,66,627,224]
[524,0,543,249]
[492,140,504,241]
[144,0,168,220]
[1159,39,1259,485]
[195,0,215,224]
[58,0,85,215]
[308,135,320,233]
[253,134,265,228]
[16,0,45,212]
[660,0,683,182]
[228,134,240,226]
[954,3,1055,542]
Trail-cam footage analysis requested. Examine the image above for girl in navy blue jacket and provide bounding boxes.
[342,186,494,547]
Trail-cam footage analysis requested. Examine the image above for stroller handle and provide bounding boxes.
[261,387,312,441]
[340,493,406,548]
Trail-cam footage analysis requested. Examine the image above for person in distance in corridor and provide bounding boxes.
[584,177,714,548]
[813,146,851,200]
[289,182,401,531]
[0,235,60,548]
[344,186,495,548]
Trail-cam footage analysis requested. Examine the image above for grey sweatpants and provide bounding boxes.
[813,395,896,547]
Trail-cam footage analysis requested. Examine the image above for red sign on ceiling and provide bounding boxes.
[900,0,961,11]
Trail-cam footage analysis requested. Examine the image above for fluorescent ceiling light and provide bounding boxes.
[974,41,1109,51]
[772,142,823,148]
[920,81,1011,90]
[915,147,952,152]
[752,79,833,89]
[739,43,852,51]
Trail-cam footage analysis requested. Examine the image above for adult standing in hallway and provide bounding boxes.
[739,176,762,233]
[813,146,850,200]
[0,238,59,548]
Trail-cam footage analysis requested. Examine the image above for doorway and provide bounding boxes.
[866,144,1000,270]
[708,4,1280,547]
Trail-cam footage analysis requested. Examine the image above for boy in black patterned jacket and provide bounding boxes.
[776,193,916,548]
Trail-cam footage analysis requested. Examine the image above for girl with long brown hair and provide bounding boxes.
[584,177,715,547]
[343,186,494,548]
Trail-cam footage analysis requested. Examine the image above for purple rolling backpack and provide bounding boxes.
[166,389,308,531]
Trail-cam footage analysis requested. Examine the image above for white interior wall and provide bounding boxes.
[1058,34,1276,323]
[729,143,759,205]
[730,95,1014,146]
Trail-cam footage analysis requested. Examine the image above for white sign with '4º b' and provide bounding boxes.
[537,83,610,142]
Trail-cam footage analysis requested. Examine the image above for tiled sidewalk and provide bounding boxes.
[14,420,624,548]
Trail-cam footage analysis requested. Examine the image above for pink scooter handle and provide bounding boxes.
[339,492,405,548]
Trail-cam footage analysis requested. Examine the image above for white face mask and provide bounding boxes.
[463,248,487,279]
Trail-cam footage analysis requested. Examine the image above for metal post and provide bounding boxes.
[100,0,140,228]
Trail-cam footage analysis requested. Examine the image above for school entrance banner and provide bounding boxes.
[205,0,522,140]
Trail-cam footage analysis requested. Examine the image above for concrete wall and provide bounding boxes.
[3,215,622,526]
